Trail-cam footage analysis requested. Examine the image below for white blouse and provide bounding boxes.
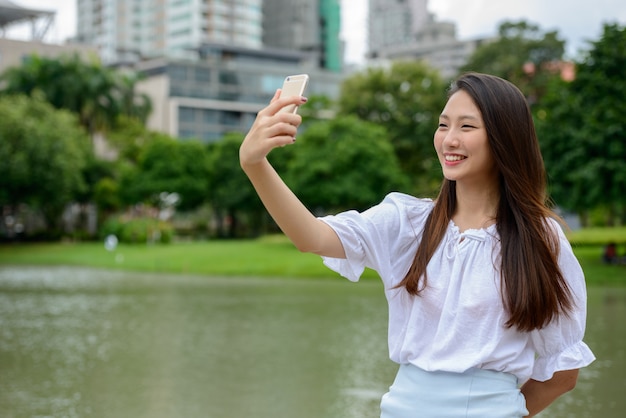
[319,192,595,384]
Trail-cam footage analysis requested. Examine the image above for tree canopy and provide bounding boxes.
[338,61,447,196]
[461,20,566,105]
[0,94,90,231]
[206,132,268,237]
[536,23,626,225]
[286,115,409,213]
[0,54,151,135]
[119,136,211,211]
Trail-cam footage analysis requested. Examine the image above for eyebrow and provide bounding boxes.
[439,114,480,121]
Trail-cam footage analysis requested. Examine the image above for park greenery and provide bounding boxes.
[0,20,624,243]
[0,231,624,286]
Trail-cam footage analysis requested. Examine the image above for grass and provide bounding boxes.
[0,235,377,280]
[565,226,626,246]
[0,232,624,285]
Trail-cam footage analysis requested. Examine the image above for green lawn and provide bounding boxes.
[1,232,624,285]
[0,236,365,279]
[566,226,626,246]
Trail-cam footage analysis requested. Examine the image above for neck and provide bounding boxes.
[453,180,499,231]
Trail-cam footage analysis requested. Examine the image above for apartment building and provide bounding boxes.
[74,0,344,142]
[76,0,264,63]
[135,43,343,142]
[367,0,491,79]
[368,0,429,58]
[263,0,342,72]
[76,0,341,71]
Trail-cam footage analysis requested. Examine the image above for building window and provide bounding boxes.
[179,106,196,122]
[220,111,240,126]
[203,109,218,123]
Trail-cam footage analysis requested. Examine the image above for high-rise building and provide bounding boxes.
[262,0,342,72]
[136,44,343,142]
[74,0,345,142]
[367,0,492,79]
[76,0,264,64]
[368,0,428,59]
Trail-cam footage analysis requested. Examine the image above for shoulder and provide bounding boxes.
[320,192,434,241]
[377,192,434,216]
[366,192,434,230]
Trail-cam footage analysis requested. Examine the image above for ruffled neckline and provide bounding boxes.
[448,220,498,242]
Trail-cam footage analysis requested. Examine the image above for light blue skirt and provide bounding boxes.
[380,364,529,418]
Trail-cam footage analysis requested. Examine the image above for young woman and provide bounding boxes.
[239,72,595,417]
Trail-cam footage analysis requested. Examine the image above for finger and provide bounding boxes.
[262,95,308,116]
[268,134,297,148]
[274,111,302,127]
[266,122,298,139]
[269,89,281,104]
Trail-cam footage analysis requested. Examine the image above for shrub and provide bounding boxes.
[100,216,173,244]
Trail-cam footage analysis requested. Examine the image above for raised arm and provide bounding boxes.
[239,90,345,258]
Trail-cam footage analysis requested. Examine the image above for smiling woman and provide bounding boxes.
[239,72,595,418]
[435,90,498,191]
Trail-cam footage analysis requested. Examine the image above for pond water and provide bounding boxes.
[0,266,624,418]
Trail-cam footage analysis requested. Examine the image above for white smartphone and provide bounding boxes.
[278,74,309,114]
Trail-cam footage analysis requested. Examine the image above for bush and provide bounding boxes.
[100,216,173,244]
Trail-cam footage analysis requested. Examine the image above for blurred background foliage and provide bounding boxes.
[0,20,624,242]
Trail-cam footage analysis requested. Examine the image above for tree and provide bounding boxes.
[536,23,626,225]
[206,132,270,237]
[286,116,409,213]
[0,54,151,136]
[119,136,211,211]
[461,20,566,105]
[338,61,447,196]
[0,94,89,235]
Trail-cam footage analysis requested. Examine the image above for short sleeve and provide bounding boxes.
[318,193,432,283]
[529,222,596,381]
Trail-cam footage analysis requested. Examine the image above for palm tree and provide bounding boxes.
[0,53,152,137]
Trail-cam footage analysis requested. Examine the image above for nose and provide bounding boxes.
[441,128,460,148]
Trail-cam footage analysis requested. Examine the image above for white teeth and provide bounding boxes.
[445,155,465,161]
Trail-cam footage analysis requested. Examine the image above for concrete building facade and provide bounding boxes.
[368,0,428,58]
[135,43,343,142]
[374,15,494,79]
[72,0,345,142]
[262,0,342,72]
[0,37,97,75]
[367,0,492,79]
[76,0,264,64]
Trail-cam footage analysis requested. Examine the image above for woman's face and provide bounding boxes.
[434,90,498,186]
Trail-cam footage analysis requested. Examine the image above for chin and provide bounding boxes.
[441,170,460,182]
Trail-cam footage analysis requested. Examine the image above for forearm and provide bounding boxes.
[520,369,578,417]
[243,158,344,257]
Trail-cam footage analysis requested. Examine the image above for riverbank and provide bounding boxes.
[1,234,624,285]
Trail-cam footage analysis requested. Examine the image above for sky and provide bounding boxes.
[6,0,626,64]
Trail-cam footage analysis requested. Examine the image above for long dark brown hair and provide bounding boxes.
[398,72,574,332]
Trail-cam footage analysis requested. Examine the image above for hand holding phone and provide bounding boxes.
[278,74,309,114]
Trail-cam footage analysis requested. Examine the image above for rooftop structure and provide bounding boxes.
[0,0,54,41]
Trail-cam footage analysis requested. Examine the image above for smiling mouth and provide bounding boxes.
[445,155,466,162]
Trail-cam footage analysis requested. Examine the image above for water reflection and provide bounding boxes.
[0,267,623,417]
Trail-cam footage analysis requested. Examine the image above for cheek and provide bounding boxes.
[433,132,443,152]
